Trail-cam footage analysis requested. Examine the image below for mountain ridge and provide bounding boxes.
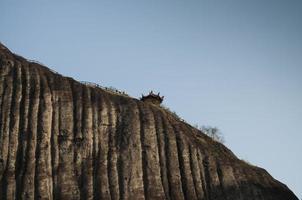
[0,42,298,199]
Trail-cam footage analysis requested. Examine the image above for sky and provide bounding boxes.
[1,0,301,197]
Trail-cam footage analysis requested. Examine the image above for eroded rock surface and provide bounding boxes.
[0,43,298,199]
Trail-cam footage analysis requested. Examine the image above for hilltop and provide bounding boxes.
[0,42,298,199]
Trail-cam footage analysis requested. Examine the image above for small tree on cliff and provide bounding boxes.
[196,125,224,144]
[202,126,224,143]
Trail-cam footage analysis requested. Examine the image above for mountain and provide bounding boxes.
[0,42,298,200]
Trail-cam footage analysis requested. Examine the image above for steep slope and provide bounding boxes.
[0,42,298,200]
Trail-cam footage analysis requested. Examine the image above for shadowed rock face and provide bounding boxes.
[0,43,298,200]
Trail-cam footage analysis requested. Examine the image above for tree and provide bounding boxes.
[200,126,225,144]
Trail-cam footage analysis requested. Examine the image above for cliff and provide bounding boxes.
[0,43,298,200]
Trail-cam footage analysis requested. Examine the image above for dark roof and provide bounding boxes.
[140,91,164,104]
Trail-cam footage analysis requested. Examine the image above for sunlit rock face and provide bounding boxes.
[0,43,298,200]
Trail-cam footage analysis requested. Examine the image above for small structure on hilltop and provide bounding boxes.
[140,91,164,105]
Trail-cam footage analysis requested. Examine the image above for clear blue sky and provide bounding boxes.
[1,0,301,197]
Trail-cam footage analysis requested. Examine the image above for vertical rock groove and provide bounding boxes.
[0,43,298,200]
[90,89,99,200]
[197,149,209,200]
[107,100,120,200]
[5,63,22,199]
[21,66,40,199]
[126,100,144,200]
[189,145,205,200]
[35,68,53,199]
[138,103,165,200]
[161,115,185,200]
[56,76,79,199]
[150,107,170,200]
[172,122,197,200]
[49,73,59,200]
[81,86,93,200]
[15,62,30,200]
[0,63,14,199]
[95,94,111,200]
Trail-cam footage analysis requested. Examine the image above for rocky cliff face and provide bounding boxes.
[0,43,298,200]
